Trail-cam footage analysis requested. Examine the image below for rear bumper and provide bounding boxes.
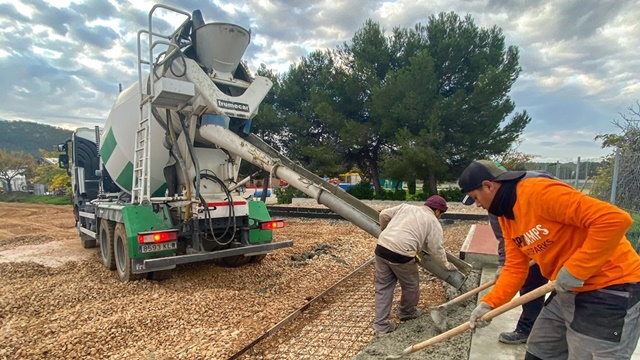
[133,240,293,272]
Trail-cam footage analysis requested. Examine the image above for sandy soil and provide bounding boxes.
[0,203,88,266]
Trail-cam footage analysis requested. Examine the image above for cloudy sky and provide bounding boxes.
[1,0,638,162]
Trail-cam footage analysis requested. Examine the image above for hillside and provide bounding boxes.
[0,120,73,156]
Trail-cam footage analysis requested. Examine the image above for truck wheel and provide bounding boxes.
[99,219,116,270]
[249,254,267,263]
[114,223,143,282]
[221,255,251,267]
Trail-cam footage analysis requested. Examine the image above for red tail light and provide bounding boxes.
[259,220,285,230]
[138,230,178,244]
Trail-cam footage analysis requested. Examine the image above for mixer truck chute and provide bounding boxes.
[59,4,472,287]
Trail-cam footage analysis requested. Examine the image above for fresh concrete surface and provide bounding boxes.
[469,267,640,360]
[469,266,527,360]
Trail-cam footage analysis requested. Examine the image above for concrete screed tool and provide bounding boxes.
[430,279,496,332]
[385,281,556,359]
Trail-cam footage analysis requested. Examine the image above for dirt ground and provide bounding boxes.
[0,203,87,265]
[0,202,487,360]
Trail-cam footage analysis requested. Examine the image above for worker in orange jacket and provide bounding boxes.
[459,160,640,360]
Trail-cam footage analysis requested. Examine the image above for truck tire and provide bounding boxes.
[220,255,251,267]
[249,254,267,263]
[114,223,143,282]
[99,219,116,270]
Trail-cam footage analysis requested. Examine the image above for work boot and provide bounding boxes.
[376,321,397,336]
[398,308,424,321]
[498,330,528,344]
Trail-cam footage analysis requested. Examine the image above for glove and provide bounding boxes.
[494,265,503,280]
[555,266,584,292]
[469,302,493,331]
[444,262,457,271]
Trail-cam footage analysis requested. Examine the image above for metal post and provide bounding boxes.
[574,157,581,188]
[585,161,590,178]
[610,148,621,204]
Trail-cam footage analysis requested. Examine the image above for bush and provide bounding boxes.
[0,192,72,205]
[346,181,374,200]
[391,189,407,201]
[408,192,430,202]
[273,186,308,204]
[438,188,465,202]
[373,189,406,201]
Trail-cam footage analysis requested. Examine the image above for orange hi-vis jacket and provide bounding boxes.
[482,177,640,308]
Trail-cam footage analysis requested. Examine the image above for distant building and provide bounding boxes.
[0,172,28,192]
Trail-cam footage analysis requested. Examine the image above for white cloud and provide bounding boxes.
[1,0,638,161]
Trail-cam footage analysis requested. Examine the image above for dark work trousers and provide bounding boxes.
[516,263,548,334]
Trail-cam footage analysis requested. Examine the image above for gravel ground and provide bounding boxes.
[0,201,487,359]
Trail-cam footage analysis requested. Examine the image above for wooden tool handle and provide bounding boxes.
[436,260,536,309]
[401,281,556,356]
[437,279,496,308]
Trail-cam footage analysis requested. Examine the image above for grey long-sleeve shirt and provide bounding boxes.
[377,203,454,269]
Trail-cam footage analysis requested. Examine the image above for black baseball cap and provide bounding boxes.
[459,160,525,205]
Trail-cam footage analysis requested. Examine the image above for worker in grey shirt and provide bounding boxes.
[373,195,457,335]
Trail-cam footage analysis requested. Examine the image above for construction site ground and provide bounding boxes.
[2,201,636,359]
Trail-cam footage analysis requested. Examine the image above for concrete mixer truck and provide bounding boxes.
[59,4,472,285]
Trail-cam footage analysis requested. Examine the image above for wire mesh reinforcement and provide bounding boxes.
[238,265,377,359]
[236,262,446,360]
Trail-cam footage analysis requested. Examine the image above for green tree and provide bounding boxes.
[33,149,70,193]
[259,50,350,177]
[330,20,396,194]
[373,50,444,194]
[368,13,530,193]
[0,150,36,192]
[418,13,531,174]
[257,13,529,195]
[592,101,640,210]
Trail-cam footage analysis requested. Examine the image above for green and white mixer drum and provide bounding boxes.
[99,82,170,197]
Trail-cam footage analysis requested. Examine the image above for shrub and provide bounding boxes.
[408,192,430,202]
[390,189,406,201]
[0,192,72,205]
[438,188,465,202]
[373,189,405,200]
[273,186,307,204]
[346,181,374,200]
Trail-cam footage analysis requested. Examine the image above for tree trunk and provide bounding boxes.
[408,180,416,195]
[427,171,438,196]
[370,163,382,196]
[4,178,13,192]
[260,175,270,202]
